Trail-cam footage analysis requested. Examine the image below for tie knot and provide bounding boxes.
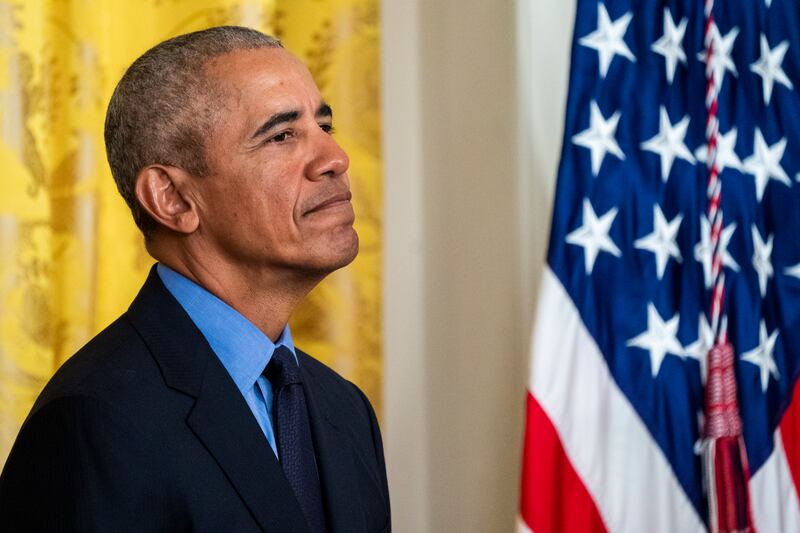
[265,346,302,389]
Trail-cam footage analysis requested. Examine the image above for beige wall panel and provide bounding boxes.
[383,0,575,531]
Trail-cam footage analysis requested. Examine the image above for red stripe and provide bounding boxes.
[519,392,608,533]
[779,378,800,500]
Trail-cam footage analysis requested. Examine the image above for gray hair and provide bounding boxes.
[104,26,282,236]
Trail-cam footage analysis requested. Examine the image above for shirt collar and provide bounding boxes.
[156,263,297,393]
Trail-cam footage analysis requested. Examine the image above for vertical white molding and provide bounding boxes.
[516,0,576,330]
[381,1,430,531]
[417,2,521,531]
[382,0,575,530]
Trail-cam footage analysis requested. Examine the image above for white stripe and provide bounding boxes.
[517,516,535,533]
[529,268,705,533]
[750,430,800,532]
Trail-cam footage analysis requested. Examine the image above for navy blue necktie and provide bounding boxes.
[265,347,327,533]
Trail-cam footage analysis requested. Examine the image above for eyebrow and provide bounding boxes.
[251,110,300,140]
[250,102,333,140]
[316,102,332,119]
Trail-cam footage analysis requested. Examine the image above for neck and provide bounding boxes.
[149,239,323,342]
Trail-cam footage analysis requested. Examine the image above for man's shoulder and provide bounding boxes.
[31,314,160,416]
[296,349,380,431]
[296,349,363,402]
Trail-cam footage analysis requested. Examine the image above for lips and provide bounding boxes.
[304,191,352,215]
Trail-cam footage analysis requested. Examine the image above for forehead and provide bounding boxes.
[203,47,322,122]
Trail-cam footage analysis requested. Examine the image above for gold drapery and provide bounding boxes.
[0,0,382,464]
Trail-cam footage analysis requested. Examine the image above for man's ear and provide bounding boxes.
[134,165,199,235]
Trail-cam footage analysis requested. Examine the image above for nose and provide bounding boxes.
[307,126,349,180]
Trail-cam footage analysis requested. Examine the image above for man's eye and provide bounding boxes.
[268,131,293,143]
[320,124,335,134]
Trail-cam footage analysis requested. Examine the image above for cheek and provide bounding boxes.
[268,174,305,225]
[221,159,305,234]
[262,194,293,225]
[250,182,301,238]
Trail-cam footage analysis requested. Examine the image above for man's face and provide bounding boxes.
[192,47,358,278]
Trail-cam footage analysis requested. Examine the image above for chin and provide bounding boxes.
[302,228,359,275]
[328,229,360,269]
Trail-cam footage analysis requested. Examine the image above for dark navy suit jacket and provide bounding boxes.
[0,268,390,532]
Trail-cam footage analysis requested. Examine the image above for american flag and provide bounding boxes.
[519,0,800,531]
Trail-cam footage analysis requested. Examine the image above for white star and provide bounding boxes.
[641,106,695,182]
[742,320,780,393]
[579,3,635,78]
[627,303,683,378]
[572,101,625,176]
[683,313,714,384]
[743,128,791,202]
[783,263,800,279]
[634,205,683,279]
[752,226,774,297]
[697,23,739,90]
[651,9,688,84]
[787,262,800,279]
[694,216,740,288]
[566,198,622,274]
[695,127,742,175]
[751,34,793,105]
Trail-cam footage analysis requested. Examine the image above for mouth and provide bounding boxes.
[304,191,353,216]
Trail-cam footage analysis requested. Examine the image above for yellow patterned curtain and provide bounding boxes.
[0,0,382,464]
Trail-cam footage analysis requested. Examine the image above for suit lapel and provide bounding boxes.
[300,354,379,533]
[187,353,309,533]
[126,267,309,533]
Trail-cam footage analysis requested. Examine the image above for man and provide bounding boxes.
[0,26,390,532]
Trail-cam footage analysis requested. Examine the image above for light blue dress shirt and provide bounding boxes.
[157,263,297,457]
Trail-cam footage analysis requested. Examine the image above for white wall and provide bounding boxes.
[383,1,575,531]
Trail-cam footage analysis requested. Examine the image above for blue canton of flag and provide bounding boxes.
[547,0,800,525]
